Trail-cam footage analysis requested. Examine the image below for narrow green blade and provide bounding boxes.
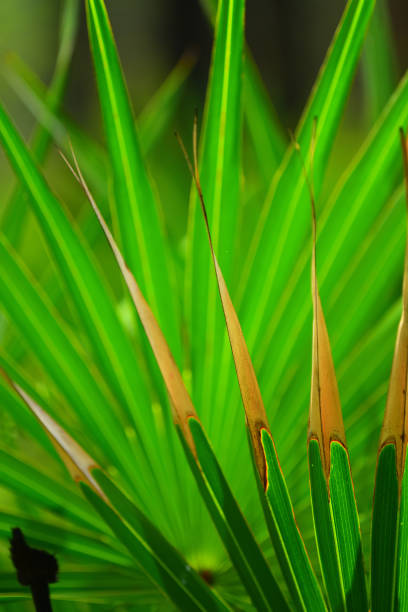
[243,50,287,183]
[85,0,181,363]
[4,51,111,204]
[137,51,196,153]
[261,430,326,612]
[0,236,144,494]
[0,374,55,458]
[0,510,131,567]
[237,0,375,345]
[0,103,170,499]
[376,128,408,612]
[308,439,345,611]
[361,0,397,124]
[317,74,408,314]
[0,570,160,606]
[186,104,321,610]
[254,71,408,413]
[4,381,229,612]
[91,469,230,612]
[199,0,286,176]
[5,50,193,196]
[213,0,377,464]
[0,447,107,534]
[80,483,210,612]
[185,418,289,612]
[329,442,368,611]
[1,51,193,373]
[371,444,399,612]
[72,152,287,610]
[396,464,408,609]
[307,191,367,611]
[186,0,245,433]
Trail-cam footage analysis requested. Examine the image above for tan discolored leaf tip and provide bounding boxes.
[60,144,199,460]
[176,118,270,488]
[308,289,346,480]
[379,128,408,487]
[297,123,346,482]
[2,371,106,500]
[378,314,408,482]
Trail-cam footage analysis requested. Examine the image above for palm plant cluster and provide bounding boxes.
[0,0,408,610]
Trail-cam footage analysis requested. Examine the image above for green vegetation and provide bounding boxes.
[0,0,407,609]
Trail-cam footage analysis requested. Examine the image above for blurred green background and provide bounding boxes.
[1,0,408,121]
[1,0,407,242]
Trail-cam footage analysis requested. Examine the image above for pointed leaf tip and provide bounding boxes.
[302,133,346,481]
[212,254,270,488]
[2,372,105,499]
[61,146,199,457]
[178,123,270,488]
[309,289,346,480]
[379,128,408,485]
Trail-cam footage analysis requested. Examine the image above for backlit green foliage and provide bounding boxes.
[0,0,407,610]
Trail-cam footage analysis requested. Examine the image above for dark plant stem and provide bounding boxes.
[9,528,58,612]
[30,582,53,612]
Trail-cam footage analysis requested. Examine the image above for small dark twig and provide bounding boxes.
[10,528,58,612]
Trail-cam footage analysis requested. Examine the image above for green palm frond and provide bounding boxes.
[1,0,408,610]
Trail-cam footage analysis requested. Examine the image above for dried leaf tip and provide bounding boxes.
[379,128,408,486]
[292,125,346,481]
[60,143,199,457]
[177,118,270,488]
[2,372,105,499]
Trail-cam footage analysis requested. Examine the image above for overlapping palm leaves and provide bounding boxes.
[0,0,407,609]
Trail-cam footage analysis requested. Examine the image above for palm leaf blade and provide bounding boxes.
[371,444,399,611]
[85,0,181,363]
